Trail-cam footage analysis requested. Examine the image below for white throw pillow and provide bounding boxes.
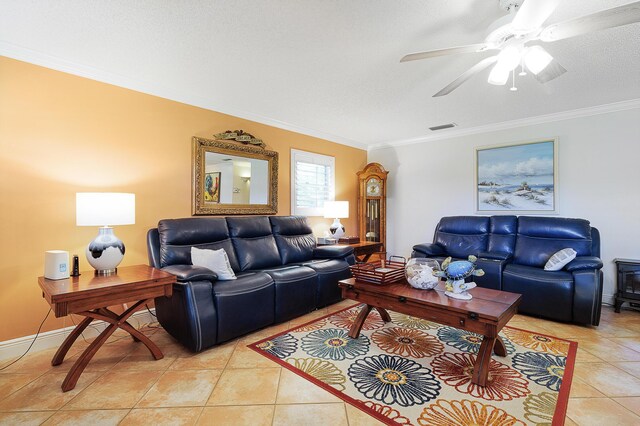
[544,248,577,271]
[191,247,236,280]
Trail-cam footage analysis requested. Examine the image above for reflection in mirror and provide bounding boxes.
[192,137,278,215]
[205,153,268,205]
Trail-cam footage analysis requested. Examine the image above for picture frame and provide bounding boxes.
[204,172,221,203]
[474,138,558,214]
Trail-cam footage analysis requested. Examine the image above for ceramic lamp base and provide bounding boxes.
[329,218,346,239]
[86,226,125,275]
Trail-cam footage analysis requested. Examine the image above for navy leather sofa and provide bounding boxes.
[147,216,355,352]
[412,216,603,326]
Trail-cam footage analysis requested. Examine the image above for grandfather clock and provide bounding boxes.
[357,163,388,250]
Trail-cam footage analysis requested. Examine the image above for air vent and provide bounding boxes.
[429,123,457,131]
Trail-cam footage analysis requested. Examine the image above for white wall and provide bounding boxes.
[368,107,640,304]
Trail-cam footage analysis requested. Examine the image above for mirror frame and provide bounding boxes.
[192,136,279,215]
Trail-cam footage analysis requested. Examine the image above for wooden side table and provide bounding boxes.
[345,241,384,262]
[38,265,175,392]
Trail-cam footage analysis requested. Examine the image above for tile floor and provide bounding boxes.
[1,301,640,425]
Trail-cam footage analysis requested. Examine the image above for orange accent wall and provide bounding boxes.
[0,56,367,342]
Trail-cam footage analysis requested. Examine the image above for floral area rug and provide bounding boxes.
[248,303,576,426]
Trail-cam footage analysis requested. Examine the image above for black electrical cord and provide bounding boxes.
[0,308,52,371]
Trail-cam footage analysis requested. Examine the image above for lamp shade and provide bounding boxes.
[76,193,135,226]
[324,201,349,219]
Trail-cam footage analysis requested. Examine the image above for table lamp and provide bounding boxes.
[324,200,349,239]
[76,192,135,275]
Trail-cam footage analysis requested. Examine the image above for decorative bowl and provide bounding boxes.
[405,258,440,290]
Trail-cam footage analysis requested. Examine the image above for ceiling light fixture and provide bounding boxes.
[523,45,553,74]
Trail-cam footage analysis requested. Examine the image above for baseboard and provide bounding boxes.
[0,308,158,362]
[602,293,615,306]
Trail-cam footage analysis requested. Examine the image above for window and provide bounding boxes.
[291,149,335,216]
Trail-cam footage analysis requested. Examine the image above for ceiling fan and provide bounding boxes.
[401,0,640,96]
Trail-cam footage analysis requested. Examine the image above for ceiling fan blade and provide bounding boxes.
[512,0,560,33]
[540,1,640,42]
[433,56,498,97]
[532,59,567,83]
[400,44,488,62]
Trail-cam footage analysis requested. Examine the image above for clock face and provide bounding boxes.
[366,178,381,196]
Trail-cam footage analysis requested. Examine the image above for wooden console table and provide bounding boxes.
[38,265,175,392]
[345,241,384,263]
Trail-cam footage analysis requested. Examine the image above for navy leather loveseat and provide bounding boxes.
[412,216,603,326]
[147,216,355,352]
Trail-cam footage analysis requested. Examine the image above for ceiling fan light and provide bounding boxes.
[496,46,522,71]
[524,46,553,75]
[488,64,510,85]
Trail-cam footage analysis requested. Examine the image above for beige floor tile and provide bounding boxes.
[136,369,222,408]
[568,377,607,398]
[344,403,387,426]
[0,411,53,426]
[614,362,640,379]
[567,397,640,425]
[609,337,640,353]
[64,370,162,409]
[288,308,330,326]
[241,322,295,343]
[226,343,281,369]
[613,397,640,416]
[137,332,194,358]
[273,403,348,426]
[276,368,341,403]
[207,368,281,405]
[60,340,134,373]
[577,338,640,362]
[0,373,44,399]
[0,371,102,411]
[0,348,62,375]
[196,405,275,426]
[574,347,602,363]
[170,340,237,370]
[42,409,129,425]
[114,352,177,371]
[573,363,640,397]
[121,407,203,425]
[563,416,579,426]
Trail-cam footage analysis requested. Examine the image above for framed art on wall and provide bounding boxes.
[204,172,221,203]
[475,138,558,214]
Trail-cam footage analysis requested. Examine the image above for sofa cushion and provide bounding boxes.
[158,218,240,271]
[503,264,574,322]
[212,272,275,342]
[302,259,351,307]
[270,216,315,264]
[513,217,593,268]
[434,216,489,259]
[544,248,577,271]
[487,215,517,255]
[191,247,236,280]
[260,266,318,322]
[227,217,282,270]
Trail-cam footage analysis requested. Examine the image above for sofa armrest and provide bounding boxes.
[412,243,445,257]
[478,251,512,261]
[565,256,603,272]
[162,265,218,283]
[313,245,354,259]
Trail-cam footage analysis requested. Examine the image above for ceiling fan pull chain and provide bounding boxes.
[519,63,527,76]
[510,70,518,91]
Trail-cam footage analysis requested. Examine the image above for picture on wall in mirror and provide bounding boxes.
[204,172,221,203]
[475,138,558,214]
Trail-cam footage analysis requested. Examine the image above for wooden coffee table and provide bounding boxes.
[338,277,521,387]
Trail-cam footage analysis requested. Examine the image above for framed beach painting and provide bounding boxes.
[475,138,558,214]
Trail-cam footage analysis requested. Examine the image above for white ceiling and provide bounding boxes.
[1,0,639,150]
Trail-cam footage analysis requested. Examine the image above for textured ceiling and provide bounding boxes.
[1,0,639,149]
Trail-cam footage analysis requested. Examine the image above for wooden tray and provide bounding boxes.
[349,257,406,285]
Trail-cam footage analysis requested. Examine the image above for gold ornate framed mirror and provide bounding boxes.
[192,136,279,215]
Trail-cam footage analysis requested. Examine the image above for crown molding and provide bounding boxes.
[0,42,368,151]
[368,98,640,151]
